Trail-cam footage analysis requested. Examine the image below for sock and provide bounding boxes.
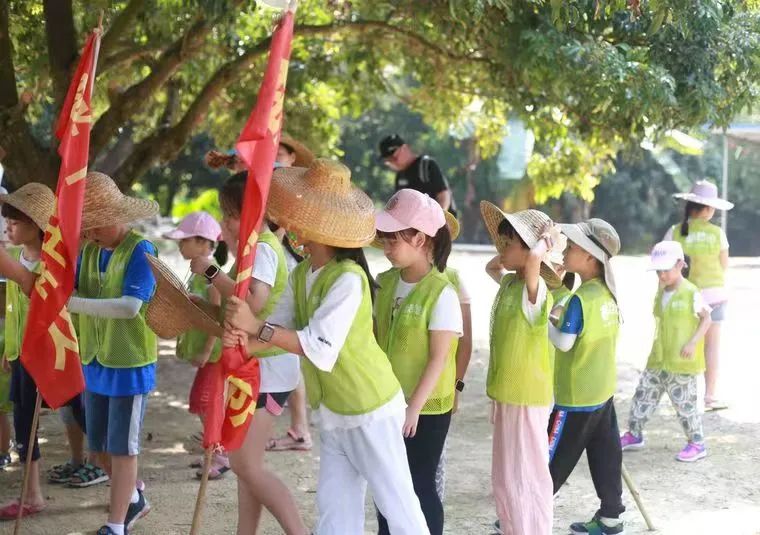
[106,522,125,535]
[130,487,140,504]
[599,517,622,527]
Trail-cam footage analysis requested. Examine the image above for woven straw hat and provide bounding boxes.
[0,183,55,230]
[81,172,159,231]
[145,255,223,339]
[480,201,561,288]
[280,134,315,168]
[267,159,376,248]
[560,218,620,303]
[371,210,459,248]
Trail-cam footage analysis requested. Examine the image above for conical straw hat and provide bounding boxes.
[81,172,159,231]
[145,255,223,339]
[280,134,315,168]
[480,201,561,288]
[267,159,376,248]
[0,183,55,230]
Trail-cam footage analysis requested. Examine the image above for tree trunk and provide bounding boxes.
[460,136,482,243]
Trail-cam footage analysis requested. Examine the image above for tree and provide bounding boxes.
[1,0,759,203]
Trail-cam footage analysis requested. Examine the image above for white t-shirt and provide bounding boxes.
[663,225,729,304]
[392,277,463,335]
[253,242,300,394]
[498,274,548,326]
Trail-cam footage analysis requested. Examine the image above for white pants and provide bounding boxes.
[316,409,430,535]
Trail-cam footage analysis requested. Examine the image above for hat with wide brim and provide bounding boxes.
[370,210,460,248]
[280,134,315,168]
[81,172,159,231]
[145,255,223,339]
[267,159,376,248]
[0,183,55,230]
[560,220,620,303]
[672,180,734,211]
[480,201,561,288]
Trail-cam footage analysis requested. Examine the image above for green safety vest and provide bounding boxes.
[551,285,573,308]
[375,268,458,415]
[487,274,554,406]
[671,219,725,289]
[293,258,400,415]
[77,231,158,368]
[554,278,619,407]
[176,273,222,363]
[4,248,39,362]
[646,279,705,375]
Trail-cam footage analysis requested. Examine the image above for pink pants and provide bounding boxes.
[492,402,553,535]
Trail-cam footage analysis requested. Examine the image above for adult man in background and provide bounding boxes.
[379,134,458,217]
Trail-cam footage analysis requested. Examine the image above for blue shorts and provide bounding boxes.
[85,390,147,456]
[710,302,727,323]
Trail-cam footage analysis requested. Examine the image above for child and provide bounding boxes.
[374,189,462,535]
[667,180,732,410]
[188,172,306,535]
[479,202,558,535]
[224,159,429,535]
[163,211,228,478]
[66,172,159,535]
[548,218,624,535]
[621,241,711,462]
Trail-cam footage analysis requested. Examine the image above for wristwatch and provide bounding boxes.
[257,322,276,343]
[455,379,465,392]
[203,264,220,282]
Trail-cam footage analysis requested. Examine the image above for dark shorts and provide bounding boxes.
[256,391,291,416]
[710,301,727,322]
[85,390,147,456]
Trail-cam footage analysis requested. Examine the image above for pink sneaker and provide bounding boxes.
[676,442,706,462]
[620,431,644,451]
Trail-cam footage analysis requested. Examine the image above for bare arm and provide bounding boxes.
[435,189,452,211]
[525,225,557,304]
[681,309,712,359]
[485,255,505,284]
[719,249,729,271]
[197,285,222,366]
[0,248,37,296]
[455,303,472,382]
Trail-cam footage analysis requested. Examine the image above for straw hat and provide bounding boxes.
[81,172,159,231]
[145,255,223,339]
[267,159,376,248]
[280,134,315,168]
[672,180,733,211]
[559,218,620,303]
[0,183,55,230]
[480,201,561,288]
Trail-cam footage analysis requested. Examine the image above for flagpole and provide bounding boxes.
[189,447,214,535]
[13,391,43,535]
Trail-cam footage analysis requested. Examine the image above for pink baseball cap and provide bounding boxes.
[648,241,686,271]
[163,211,222,242]
[376,189,446,237]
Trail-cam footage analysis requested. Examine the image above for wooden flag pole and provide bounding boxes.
[621,463,656,531]
[13,391,43,535]
[189,446,214,535]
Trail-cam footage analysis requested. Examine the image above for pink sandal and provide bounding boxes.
[0,500,46,520]
[195,453,230,480]
[266,429,313,452]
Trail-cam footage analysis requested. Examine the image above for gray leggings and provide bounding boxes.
[628,369,704,444]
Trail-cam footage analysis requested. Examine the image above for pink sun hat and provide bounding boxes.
[163,211,222,242]
[673,180,734,211]
[376,188,446,237]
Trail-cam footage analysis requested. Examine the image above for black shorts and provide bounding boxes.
[255,391,291,416]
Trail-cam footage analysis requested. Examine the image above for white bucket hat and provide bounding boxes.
[560,218,620,303]
[673,180,733,211]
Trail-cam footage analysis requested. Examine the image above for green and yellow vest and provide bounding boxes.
[554,278,619,407]
[4,248,40,362]
[77,231,158,368]
[375,268,458,415]
[671,219,724,289]
[293,258,400,415]
[551,285,573,308]
[177,273,222,363]
[487,274,554,406]
[646,279,705,375]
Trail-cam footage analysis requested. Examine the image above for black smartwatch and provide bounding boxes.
[257,322,276,343]
[455,379,465,392]
[203,264,220,282]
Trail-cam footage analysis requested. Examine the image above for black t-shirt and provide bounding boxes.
[394,156,457,215]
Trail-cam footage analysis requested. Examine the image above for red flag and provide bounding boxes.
[20,30,101,409]
[202,10,295,451]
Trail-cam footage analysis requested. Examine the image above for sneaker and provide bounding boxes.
[124,490,151,531]
[570,514,625,534]
[620,432,644,451]
[96,526,127,535]
[494,519,503,534]
[0,453,11,469]
[676,442,707,462]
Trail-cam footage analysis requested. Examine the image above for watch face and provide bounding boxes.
[259,324,275,343]
[205,265,219,278]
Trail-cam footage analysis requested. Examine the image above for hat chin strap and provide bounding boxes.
[586,233,613,259]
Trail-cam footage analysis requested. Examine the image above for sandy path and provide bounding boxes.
[1,251,759,535]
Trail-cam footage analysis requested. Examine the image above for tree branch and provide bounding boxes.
[99,0,146,60]
[99,42,165,74]
[43,0,79,110]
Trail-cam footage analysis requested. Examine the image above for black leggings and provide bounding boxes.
[378,411,452,535]
[10,360,86,461]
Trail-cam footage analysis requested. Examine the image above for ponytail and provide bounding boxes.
[334,247,378,302]
[683,254,692,279]
[680,201,702,237]
[213,240,229,267]
[431,225,452,273]
[205,150,239,171]
[562,271,577,291]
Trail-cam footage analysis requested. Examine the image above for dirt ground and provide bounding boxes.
[1,249,759,535]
